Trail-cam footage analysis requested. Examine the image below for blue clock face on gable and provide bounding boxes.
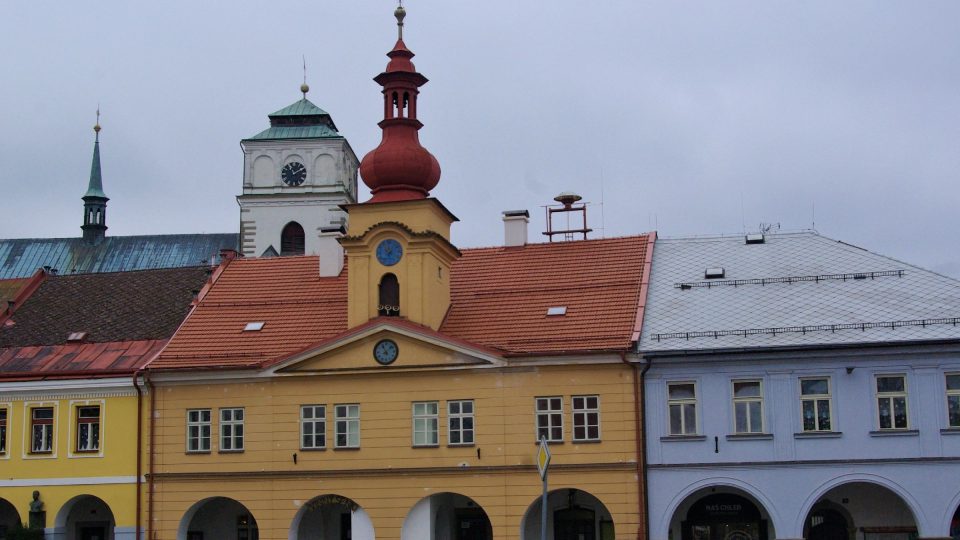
[376,239,403,266]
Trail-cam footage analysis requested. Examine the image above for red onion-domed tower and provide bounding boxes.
[359,4,442,203]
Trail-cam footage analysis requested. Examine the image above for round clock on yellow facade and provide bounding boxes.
[376,239,403,266]
[373,339,399,365]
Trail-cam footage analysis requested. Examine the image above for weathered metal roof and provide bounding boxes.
[269,98,329,117]
[83,139,107,199]
[244,125,343,141]
[639,231,960,353]
[0,233,239,279]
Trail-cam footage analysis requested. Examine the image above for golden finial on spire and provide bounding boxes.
[94,106,101,141]
[301,55,309,97]
[395,0,406,40]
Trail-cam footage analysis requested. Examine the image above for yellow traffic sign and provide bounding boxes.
[536,436,551,480]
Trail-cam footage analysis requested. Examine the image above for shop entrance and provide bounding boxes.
[554,505,596,540]
[807,508,849,540]
[681,493,768,540]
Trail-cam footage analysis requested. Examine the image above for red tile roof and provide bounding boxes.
[151,234,653,370]
[0,339,166,378]
[152,256,347,369]
[444,235,653,355]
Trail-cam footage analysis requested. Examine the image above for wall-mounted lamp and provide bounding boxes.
[846,367,855,374]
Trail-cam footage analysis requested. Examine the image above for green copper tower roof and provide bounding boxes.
[268,98,330,117]
[244,96,342,142]
[83,131,107,199]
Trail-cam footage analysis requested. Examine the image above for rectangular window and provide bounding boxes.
[572,395,601,442]
[800,378,832,432]
[733,380,763,434]
[876,375,908,430]
[536,397,563,442]
[186,409,211,453]
[0,408,6,454]
[76,406,101,452]
[448,400,474,446]
[300,405,326,450]
[948,374,960,428]
[31,407,54,453]
[335,404,359,448]
[667,382,698,435]
[412,401,439,446]
[220,408,244,451]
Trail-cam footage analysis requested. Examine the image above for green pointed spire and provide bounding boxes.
[84,117,107,199]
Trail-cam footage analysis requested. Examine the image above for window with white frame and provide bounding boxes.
[76,406,101,452]
[220,408,244,451]
[536,397,563,442]
[876,375,908,430]
[947,374,960,428]
[335,404,360,448]
[300,405,326,449]
[800,378,832,432]
[448,400,474,446]
[732,380,763,434]
[0,408,7,454]
[667,382,698,435]
[412,401,439,446]
[31,407,54,453]
[572,395,601,442]
[186,409,211,452]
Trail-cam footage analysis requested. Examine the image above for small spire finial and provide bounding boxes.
[94,106,101,141]
[300,55,309,97]
[395,0,406,40]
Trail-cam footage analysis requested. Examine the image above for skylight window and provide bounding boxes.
[745,233,765,244]
[66,331,87,342]
[546,306,567,316]
[704,267,725,279]
[243,322,266,332]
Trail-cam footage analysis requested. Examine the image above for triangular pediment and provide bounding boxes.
[271,319,503,374]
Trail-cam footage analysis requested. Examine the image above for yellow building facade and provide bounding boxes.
[145,7,654,539]
[0,377,146,539]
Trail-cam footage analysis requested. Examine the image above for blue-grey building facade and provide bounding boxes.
[640,232,960,540]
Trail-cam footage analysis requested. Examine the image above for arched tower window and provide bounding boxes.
[378,273,400,316]
[280,221,305,256]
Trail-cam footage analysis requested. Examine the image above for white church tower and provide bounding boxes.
[237,84,358,258]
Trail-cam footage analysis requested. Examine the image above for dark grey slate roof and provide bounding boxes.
[0,233,239,279]
[639,232,960,353]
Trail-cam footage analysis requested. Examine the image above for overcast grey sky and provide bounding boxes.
[1,2,958,276]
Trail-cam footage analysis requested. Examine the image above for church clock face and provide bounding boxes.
[281,162,307,186]
[376,239,403,266]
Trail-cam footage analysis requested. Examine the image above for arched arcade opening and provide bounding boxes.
[668,488,775,540]
[0,497,21,537]
[54,494,116,540]
[289,494,374,540]
[521,488,615,540]
[178,497,258,540]
[401,492,492,540]
[803,482,917,540]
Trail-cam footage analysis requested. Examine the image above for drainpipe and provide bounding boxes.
[640,358,652,540]
[132,369,144,540]
[146,369,156,540]
[622,352,650,540]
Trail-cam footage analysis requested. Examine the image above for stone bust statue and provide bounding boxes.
[28,490,45,529]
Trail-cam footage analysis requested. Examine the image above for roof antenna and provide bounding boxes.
[811,200,816,231]
[300,55,309,98]
[599,167,606,237]
[395,0,406,41]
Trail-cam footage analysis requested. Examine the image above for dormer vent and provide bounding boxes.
[244,322,265,332]
[546,306,567,316]
[745,233,765,244]
[66,331,88,343]
[705,267,725,279]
